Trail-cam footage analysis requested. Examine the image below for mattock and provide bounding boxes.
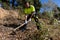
[8,20,30,35]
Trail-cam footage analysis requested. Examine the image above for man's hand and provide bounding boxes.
[29,18,31,21]
[25,20,28,24]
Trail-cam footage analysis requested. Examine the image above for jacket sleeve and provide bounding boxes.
[31,5,35,12]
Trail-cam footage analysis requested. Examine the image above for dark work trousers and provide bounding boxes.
[26,13,40,30]
[33,14,40,30]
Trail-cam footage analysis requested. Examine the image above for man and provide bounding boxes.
[23,1,40,30]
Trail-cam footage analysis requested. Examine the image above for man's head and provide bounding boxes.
[24,1,30,8]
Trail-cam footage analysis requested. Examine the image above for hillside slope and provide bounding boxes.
[0,8,38,40]
[0,8,60,40]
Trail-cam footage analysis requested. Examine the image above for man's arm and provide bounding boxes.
[30,11,35,18]
[30,5,35,18]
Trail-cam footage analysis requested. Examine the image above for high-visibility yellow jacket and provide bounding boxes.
[24,5,35,15]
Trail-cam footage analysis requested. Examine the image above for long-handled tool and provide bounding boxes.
[8,20,30,35]
[8,13,34,35]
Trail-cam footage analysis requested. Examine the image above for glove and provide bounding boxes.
[29,18,31,21]
[25,20,28,24]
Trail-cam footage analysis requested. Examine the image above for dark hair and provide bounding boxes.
[23,1,30,8]
[24,1,30,4]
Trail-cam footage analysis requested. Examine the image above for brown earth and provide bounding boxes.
[0,8,38,40]
[0,8,60,40]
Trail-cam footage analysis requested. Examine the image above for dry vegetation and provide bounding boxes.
[0,8,60,40]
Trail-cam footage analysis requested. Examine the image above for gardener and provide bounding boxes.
[22,1,40,30]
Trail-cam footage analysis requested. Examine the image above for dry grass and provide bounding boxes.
[0,8,60,40]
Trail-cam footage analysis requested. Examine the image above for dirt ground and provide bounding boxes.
[0,8,60,40]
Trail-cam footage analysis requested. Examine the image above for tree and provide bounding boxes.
[17,0,41,12]
[33,0,41,12]
[42,0,58,12]
[0,0,42,11]
[57,7,60,11]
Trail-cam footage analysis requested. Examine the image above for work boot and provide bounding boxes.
[37,26,40,30]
